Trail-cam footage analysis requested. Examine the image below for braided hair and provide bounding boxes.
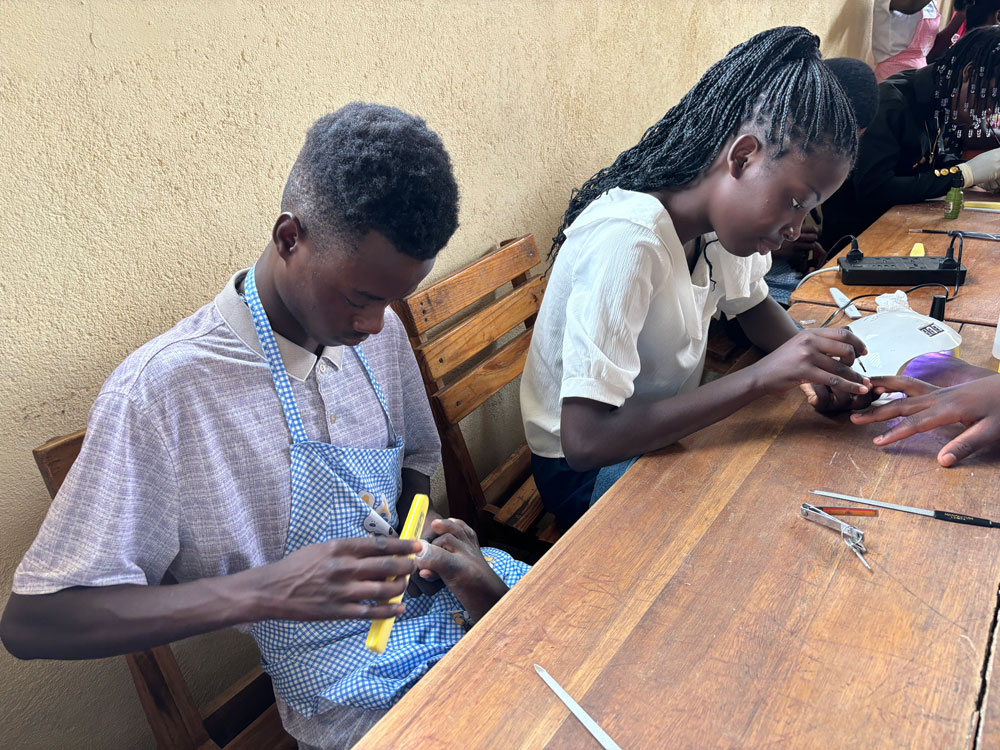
[932,26,1000,155]
[551,26,858,257]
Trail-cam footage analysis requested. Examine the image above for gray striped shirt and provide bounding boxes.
[15,270,441,595]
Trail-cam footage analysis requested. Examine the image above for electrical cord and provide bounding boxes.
[792,235,859,291]
[819,282,958,328]
[793,266,839,290]
[811,232,966,328]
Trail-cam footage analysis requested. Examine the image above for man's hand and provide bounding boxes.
[850,374,1000,467]
[261,537,420,621]
[403,504,447,598]
[414,518,508,623]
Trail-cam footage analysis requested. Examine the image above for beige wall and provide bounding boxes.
[0,2,872,746]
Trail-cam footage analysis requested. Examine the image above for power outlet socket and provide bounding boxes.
[837,255,967,286]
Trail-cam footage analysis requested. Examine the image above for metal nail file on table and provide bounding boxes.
[534,664,622,750]
[810,490,1000,528]
[908,228,1000,242]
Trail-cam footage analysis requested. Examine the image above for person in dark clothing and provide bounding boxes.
[822,26,1000,251]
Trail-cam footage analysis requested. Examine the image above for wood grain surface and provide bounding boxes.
[358,310,1000,750]
[791,200,1000,326]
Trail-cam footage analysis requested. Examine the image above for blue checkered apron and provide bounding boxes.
[242,265,528,717]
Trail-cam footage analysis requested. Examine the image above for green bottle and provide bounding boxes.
[944,186,963,219]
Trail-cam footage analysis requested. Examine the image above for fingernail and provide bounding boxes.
[415,540,428,558]
[942,453,957,466]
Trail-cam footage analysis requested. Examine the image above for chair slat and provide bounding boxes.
[481,443,532,508]
[125,647,216,749]
[32,429,85,498]
[224,704,298,750]
[433,329,532,425]
[492,476,544,533]
[202,667,277,747]
[536,516,562,545]
[395,236,539,336]
[417,275,545,381]
[33,428,292,748]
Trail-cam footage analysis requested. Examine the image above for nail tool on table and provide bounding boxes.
[829,287,861,319]
[818,507,877,517]
[810,490,1000,528]
[800,503,872,571]
[534,664,622,750]
[909,228,1000,242]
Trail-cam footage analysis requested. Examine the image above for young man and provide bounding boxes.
[2,103,528,749]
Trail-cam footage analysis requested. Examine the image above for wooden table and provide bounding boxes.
[358,309,1000,749]
[791,199,1000,326]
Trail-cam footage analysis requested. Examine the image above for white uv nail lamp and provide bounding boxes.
[847,310,962,377]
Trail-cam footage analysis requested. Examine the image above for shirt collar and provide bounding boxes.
[214,269,344,382]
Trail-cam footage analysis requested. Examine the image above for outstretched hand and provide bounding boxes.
[851,374,1000,466]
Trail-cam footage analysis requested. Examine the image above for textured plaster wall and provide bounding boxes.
[0,2,871,747]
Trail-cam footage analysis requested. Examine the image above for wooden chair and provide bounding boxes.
[391,235,560,557]
[33,430,296,750]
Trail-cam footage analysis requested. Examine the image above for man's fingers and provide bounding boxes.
[343,602,407,620]
[415,540,459,578]
[345,579,409,603]
[348,554,418,581]
[336,537,421,558]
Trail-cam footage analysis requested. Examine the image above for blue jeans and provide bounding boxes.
[530,453,639,529]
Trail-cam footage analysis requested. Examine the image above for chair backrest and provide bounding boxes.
[391,235,559,552]
[32,432,295,750]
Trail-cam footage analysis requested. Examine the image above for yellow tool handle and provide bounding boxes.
[365,494,429,653]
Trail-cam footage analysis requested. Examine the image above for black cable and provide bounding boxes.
[825,234,859,261]
[819,282,957,328]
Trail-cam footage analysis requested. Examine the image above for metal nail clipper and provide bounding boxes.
[800,502,871,571]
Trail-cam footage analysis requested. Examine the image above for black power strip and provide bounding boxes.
[837,254,967,286]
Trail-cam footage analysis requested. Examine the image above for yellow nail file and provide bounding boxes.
[909,242,925,257]
[365,493,429,653]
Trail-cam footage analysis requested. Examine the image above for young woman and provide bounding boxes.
[520,27,872,529]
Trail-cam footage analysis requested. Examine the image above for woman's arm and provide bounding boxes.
[560,325,870,471]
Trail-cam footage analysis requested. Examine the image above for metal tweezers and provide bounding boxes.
[800,502,872,571]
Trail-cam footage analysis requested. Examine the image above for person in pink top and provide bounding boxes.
[872,0,941,81]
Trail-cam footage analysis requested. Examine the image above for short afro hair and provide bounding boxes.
[823,57,879,130]
[282,103,460,260]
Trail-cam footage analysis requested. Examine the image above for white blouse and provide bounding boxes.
[520,188,770,458]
